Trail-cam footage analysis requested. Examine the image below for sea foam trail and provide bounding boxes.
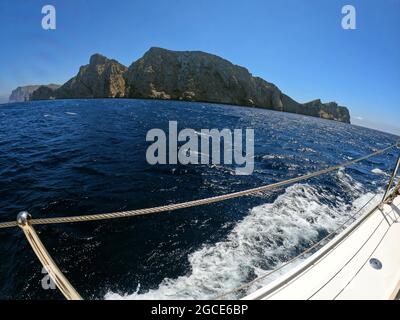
[105,170,381,300]
[371,168,386,175]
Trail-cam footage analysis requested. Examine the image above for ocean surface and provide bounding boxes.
[0,99,398,300]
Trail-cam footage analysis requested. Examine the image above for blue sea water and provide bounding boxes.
[0,99,398,299]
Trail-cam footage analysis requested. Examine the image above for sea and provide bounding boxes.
[0,98,398,299]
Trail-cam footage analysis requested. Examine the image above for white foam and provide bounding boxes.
[298,147,316,153]
[371,168,386,175]
[105,170,381,300]
[262,154,285,160]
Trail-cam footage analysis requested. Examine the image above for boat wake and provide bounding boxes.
[104,170,382,300]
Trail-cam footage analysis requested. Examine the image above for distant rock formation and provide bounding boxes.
[29,84,61,101]
[26,47,350,123]
[302,99,350,122]
[9,84,60,102]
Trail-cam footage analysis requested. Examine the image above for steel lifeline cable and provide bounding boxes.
[0,144,396,229]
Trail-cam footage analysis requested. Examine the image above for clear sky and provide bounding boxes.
[0,0,399,135]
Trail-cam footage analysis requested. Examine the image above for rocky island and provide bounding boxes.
[9,84,60,102]
[12,47,351,123]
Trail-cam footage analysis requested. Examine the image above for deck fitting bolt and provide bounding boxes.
[17,211,32,227]
[369,258,382,270]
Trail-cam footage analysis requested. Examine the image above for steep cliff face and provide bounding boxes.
[32,54,127,100]
[125,47,283,111]
[9,85,42,102]
[26,48,350,123]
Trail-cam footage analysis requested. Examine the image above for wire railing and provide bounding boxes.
[0,144,396,229]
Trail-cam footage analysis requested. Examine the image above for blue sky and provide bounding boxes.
[0,0,399,135]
